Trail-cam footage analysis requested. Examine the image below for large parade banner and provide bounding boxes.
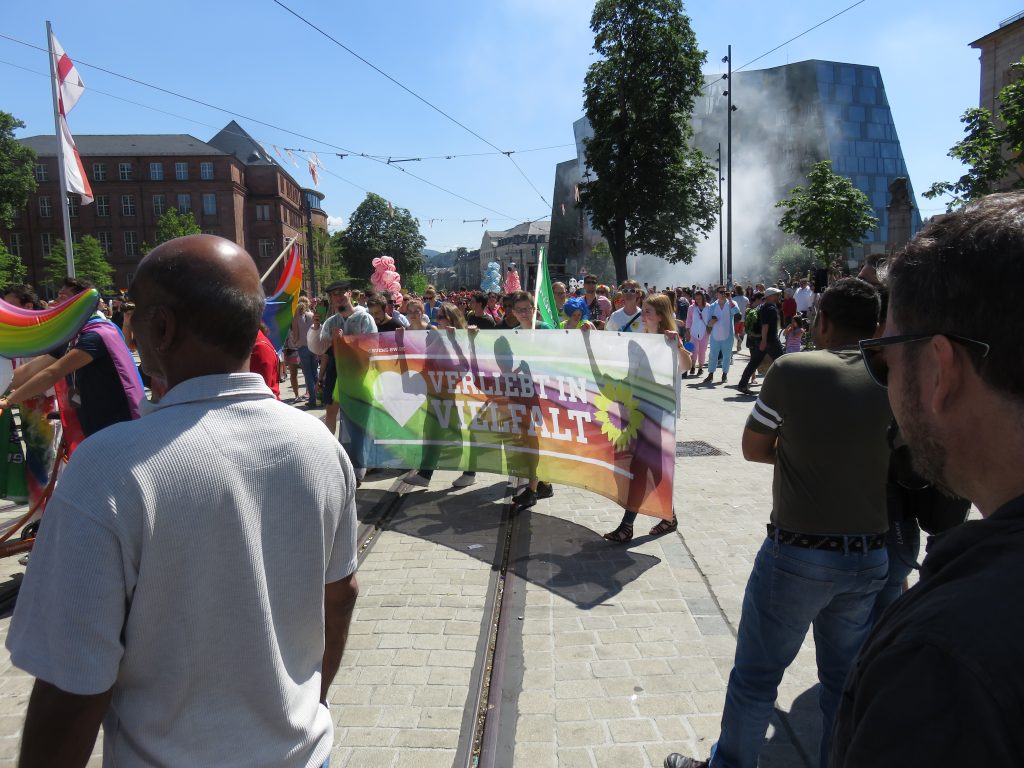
[335,329,679,519]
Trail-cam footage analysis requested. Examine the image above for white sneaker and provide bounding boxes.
[452,472,477,488]
[404,472,429,487]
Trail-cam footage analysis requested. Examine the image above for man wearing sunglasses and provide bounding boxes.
[666,278,891,768]
[832,193,1024,766]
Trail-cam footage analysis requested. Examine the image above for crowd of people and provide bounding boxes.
[2,189,1023,767]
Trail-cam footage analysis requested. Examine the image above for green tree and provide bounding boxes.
[0,111,38,228]
[340,193,425,282]
[46,236,114,290]
[579,0,718,283]
[585,241,617,284]
[315,230,351,291]
[924,59,1024,211]
[769,243,817,282]
[142,209,201,254]
[776,161,878,273]
[0,241,27,286]
[405,271,427,295]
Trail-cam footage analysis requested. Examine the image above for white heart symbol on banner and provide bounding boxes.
[373,370,429,427]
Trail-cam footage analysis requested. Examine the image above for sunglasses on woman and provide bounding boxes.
[859,333,991,388]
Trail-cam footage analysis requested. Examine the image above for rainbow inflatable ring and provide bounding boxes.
[0,289,101,359]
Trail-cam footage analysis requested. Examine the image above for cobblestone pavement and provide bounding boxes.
[0,357,878,766]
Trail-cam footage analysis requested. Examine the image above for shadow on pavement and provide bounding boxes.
[761,685,821,768]
[367,480,660,609]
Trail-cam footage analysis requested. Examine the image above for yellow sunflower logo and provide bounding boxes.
[593,381,644,451]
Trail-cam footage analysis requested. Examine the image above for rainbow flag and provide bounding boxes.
[261,246,303,351]
[0,289,100,359]
[335,329,680,519]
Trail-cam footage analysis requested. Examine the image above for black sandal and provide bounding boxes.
[649,516,678,536]
[603,522,634,544]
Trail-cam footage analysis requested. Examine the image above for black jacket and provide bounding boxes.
[831,494,1024,766]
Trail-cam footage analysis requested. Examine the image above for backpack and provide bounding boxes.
[745,306,761,337]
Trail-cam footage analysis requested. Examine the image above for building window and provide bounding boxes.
[68,195,79,218]
[255,204,271,221]
[175,162,188,181]
[124,231,139,257]
[34,163,48,183]
[202,193,217,216]
[121,194,136,216]
[258,239,274,258]
[149,162,164,181]
[177,193,192,213]
[98,231,113,256]
[119,162,133,181]
[9,233,23,257]
[93,163,107,181]
[38,196,53,218]
[96,195,110,217]
[200,161,214,180]
[153,194,166,217]
[41,233,53,257]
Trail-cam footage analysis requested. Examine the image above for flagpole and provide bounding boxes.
[46,21,76,279]
[259,236,299,284]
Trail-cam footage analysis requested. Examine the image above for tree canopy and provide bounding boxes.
[340,193,425,283]
[46,236,114,290]
[0,111,37,228]
[0,241,27,286]
[776,161,878,272]
[142,209,201,254]
[769,243,817,282]
[579,0,718,283]
[924,59,1024,211]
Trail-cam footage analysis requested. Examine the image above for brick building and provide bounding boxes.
[2,121,325,291]
[971,12,1024,118]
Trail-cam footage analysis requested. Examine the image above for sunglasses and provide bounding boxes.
[859,333,991,388]
[621,288,640,294]
[584,280,597,285]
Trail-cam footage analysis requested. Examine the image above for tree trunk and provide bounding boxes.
[608,219,629,284]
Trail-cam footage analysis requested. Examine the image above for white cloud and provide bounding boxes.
[326,215,346,233]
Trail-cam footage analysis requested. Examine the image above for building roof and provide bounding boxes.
[482,220,551,242]
[970,12,1024,47]
[207,120,278,166]
[19,133,226,157]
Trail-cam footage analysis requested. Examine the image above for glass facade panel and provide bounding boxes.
[840,66,856,85]
[835,85,853,103]
[858,86,877,104]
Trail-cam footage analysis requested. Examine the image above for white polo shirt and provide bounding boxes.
[8,373,358,768]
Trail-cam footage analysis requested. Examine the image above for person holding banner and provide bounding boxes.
[560,297,596,331]
[603,293,692,543]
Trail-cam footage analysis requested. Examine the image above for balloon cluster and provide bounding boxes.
[371,256,402,305]
[503,264,521,293]
[481,262,502,293]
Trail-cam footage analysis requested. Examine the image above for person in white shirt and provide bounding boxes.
[704,287,741,384]
[7,235,359,768]
[605,280,645,333]
[794,279,816,314]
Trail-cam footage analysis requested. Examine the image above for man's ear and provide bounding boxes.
[929,335,963,415]
[150,306,178,353]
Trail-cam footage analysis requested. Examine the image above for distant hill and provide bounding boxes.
[422,248,441,258]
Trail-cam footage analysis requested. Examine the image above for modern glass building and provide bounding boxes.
[551,59,921,278]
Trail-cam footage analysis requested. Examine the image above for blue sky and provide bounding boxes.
[2,0,1017,257]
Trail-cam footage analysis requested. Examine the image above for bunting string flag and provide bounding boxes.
[49,30,92,205]
[261,246,303,352]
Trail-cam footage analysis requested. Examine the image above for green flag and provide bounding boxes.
[533,246,560,329]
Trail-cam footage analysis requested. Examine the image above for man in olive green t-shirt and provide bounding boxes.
[665,278,891,768]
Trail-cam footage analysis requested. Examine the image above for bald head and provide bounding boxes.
[134,235,265,363]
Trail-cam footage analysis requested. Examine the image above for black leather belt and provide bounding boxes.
[767,523,886,552]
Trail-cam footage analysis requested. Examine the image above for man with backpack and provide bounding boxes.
[737,288,785,395]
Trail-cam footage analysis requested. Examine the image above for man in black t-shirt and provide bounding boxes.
[466,292,497,329]
[737,287,784,394]
[366,296,403,332]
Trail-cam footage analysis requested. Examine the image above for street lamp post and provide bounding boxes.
[724,46,734,286]
[717,143,724,286]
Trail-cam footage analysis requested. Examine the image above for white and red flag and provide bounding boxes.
[49,30,92,204]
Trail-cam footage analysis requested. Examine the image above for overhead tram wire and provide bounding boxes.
[0,35,529,223]
[701,0,869,90]
[269,0,552,208]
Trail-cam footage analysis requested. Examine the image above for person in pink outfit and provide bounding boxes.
[685,291,712,376]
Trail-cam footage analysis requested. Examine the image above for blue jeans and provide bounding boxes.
[711,536,887,768]
[298,346,319,406]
